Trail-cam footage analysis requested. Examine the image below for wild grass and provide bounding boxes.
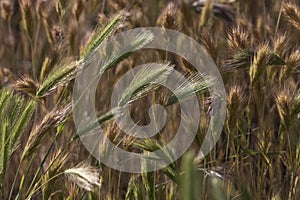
[0,0,299,199]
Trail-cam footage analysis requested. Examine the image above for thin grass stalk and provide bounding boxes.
[25,172,64,200]
[199,0,213,29]
[41,149,68,200]
[275,2,283,37]
[24,124,65,198]
[15,155,35,200]
[8,156,34,200]
[125,176,145,199]
[8,159,22,200]
[142,158,155,200]
[134,139,179,183]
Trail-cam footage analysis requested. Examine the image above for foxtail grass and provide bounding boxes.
[64,162,101,191]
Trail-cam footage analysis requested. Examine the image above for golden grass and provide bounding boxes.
[0,0,299,199]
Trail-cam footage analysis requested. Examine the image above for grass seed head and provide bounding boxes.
[157,2,178,29]
[227,26,251,50]
[20,0,35,40]
[13,76,40,98]
[286,48,300,69]
[22,104,71,160]
[283,1,300,31]
[275,87,292,128]
[250,43,270,87]
[274,33,290,57]
[64,162,101,191]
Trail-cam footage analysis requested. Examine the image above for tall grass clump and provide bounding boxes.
[0,0,299,199]
[0,89,36,192]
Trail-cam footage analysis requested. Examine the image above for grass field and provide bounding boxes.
[0,0,300,199]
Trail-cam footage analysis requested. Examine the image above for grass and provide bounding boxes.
[0,0,299,199]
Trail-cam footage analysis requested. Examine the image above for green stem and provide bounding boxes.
[24,124,65,197]
[274,2,283,38]
[25,172,64,200]
[15,155,35,200]
[8,160,22,200]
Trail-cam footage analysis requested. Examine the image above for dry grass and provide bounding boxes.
[0,0,299,199]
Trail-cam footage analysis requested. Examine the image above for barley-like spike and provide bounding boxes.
[249,43,270,87]
[291,92,300,120]
[9,100,36,151]
[283,1,300,31]
[22,103,71,160]
[0,89,36,182]
[99,29,154,74]
[118,63,174,106]
[275,87,292,128]
[0,88,13,119]
[0,118,9,180]
[226,84,247,129]
[167,72,214,106]
[37,59,81,97]
[274,33,290,57]
[81,14,124,59]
